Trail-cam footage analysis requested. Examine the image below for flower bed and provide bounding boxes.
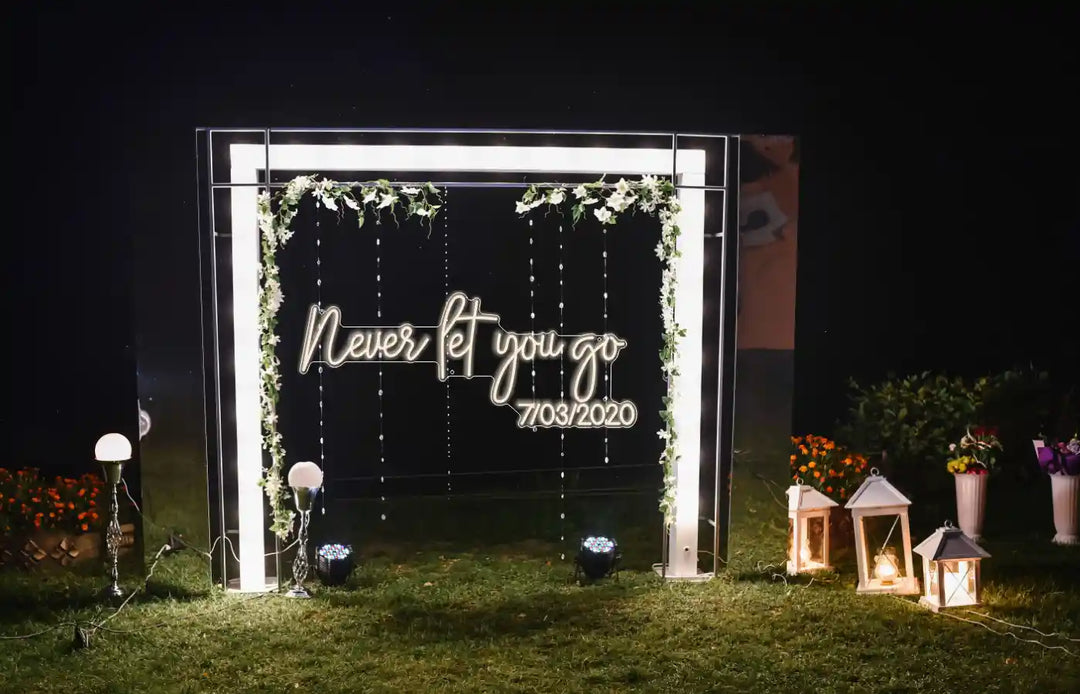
[0,468,107,569]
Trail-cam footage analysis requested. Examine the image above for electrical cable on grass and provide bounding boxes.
[889,595,1079,657]
[964,610,1080,644]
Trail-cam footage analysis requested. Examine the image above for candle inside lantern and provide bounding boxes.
[874,549,898,584]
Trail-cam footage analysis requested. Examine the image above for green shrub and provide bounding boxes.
[836,368,1079,499]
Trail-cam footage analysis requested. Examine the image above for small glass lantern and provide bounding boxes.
[845,469,919,595]
[913,522,989,612]
[787,483,838,574]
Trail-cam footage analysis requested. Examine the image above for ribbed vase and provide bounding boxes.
[954,473,988,541]
[1050,474,1080,545]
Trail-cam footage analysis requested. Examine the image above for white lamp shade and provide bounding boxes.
[94,433,132,462]
[287,461,323,489]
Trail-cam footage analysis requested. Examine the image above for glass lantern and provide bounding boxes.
[913,522,989,612]
[845,470,919,595]
[787,484,838,575]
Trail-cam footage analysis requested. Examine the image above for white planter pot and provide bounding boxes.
[1050,474,1080,545]
[954,473,988,541]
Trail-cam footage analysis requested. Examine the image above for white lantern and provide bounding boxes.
[787,484,838,574]
[845,469,919,594]
[913,522,989,612]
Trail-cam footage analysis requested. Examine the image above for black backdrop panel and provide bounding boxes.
[271,187,663,505]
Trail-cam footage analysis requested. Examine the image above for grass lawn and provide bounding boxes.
[3,487,1079,693]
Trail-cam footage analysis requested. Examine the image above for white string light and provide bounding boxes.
[445,189,452,496]
[315,214,326,515]
[529,218,536,410]
[559,223,565,561]
[602,226,609,466]
[376,224,386,522]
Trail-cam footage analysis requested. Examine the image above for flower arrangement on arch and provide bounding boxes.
[945,425,1002,475]
[789,435,870,502]
[0,468,104,536]
[1035,436,1080,476]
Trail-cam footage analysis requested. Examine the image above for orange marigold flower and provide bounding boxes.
[827,486,833,493]
[799,445,808,454]
[811,448,819,457]
[812,471,820,478]
[825,442,836,450]
[843,457,852,465]
[78,489,86,497]
[55,502,65,509]
[68,502,74,509]
[78,512,87,519]
[81,523,89,532]
[792,436,802,445]
[799,465,808,473]
[808,462,816,469]
[790,454,797,462]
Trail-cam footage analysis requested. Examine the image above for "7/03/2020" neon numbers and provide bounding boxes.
[514,399,638,429]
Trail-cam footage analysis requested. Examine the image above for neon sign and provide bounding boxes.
[298,291,637,428]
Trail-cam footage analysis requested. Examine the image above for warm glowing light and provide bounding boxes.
[94,433,132,462]
[288,461,324,489]
[799,539,813,565]
[943,560,975,604]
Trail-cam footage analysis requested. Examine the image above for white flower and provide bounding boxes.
[582,197,598,206]
[319,194,338,212]
[641,174,658,188]
[654,241,665,259]
[949,443,957,451]
[377,193,397,209]
[606,192,628,212]
[415,207,431,217]
[400,186,421,196]
[615,178,631,195]
[657,429,671,440]
[547,188,566,205]
[594,207,612,223]
[344,196,360,211]
[573,185,589,199]
[362,189,378,204]
[515,200,532,214]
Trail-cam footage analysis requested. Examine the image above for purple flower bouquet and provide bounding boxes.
[1036,437,1080,476]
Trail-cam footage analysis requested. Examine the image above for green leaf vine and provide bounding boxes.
[255,176,442,539]
[514,175,684,525]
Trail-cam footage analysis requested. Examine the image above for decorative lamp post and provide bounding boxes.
[94,432,132,600]
[913,521,989,612]
[286,461,323,598]
[844,469,919,595]
[786,482,838,575]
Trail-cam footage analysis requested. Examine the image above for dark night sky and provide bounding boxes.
[8,6,1079,468]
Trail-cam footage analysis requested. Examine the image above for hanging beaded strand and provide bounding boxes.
[444,189,452,496]
[603,226,610,466]
[529,218,537,407]
[559,223,566,561]
[376,223,386,522]
[316,213,326,515]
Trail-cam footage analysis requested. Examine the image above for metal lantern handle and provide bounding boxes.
[870,467,881,476]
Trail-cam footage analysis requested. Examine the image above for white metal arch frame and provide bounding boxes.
[200,129,738,590]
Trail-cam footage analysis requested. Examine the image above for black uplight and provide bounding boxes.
[315,544,354,586]
[575,536,620,581]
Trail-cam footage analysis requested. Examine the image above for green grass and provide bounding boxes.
[3,507,1079,692]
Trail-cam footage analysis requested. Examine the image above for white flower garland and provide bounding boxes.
[255,176,442,538]
[514,176,684,525]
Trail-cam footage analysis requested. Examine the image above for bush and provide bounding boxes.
[0,468,105,535]
[836,368,1080,498]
